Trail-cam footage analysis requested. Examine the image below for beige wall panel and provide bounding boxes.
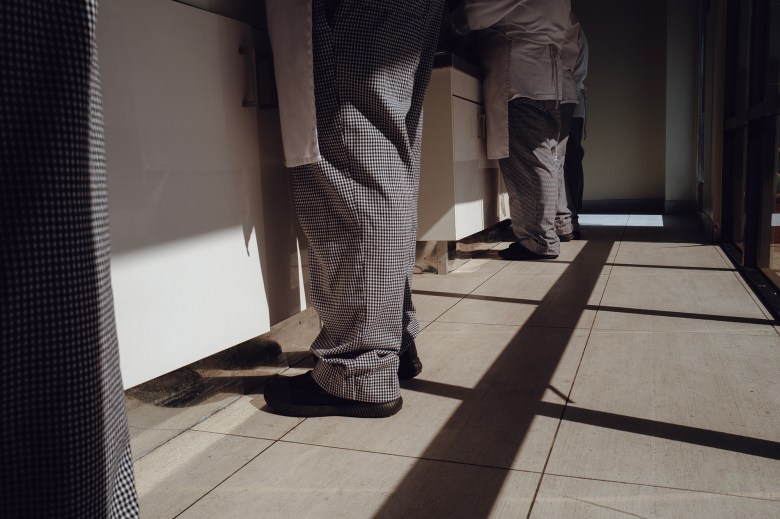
[575,0,668,202]
[666,0,700,207]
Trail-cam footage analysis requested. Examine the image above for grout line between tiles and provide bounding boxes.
[172,418,312,518]
[273,438,544,476]
[527,223,626,519]
[129,378,277,462]
[172,439,276,518]
[131,425,250,463]
[129,426,188,432]
[588,326,778,336]
[539,472,780,504]
[588,224,634,338]
[728,266,779,322]
[427,250,514,326]
[276,414,312,442]
[131,430,187,463]
[430,321,600,334]
[526,328,596,519]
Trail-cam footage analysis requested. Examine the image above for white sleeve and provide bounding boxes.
[265,0,321,167]
[573,27,589,87]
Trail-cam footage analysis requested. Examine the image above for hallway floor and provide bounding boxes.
[126,215,780,518]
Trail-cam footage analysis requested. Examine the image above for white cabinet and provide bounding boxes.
[417,67,509,242]
[98,0,305,388]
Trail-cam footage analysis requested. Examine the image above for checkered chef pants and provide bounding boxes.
[499,99,574,256]
[1,1,139,516]
[290,0,444,403]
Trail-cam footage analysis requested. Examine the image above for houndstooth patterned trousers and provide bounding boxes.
[499,99,574,256]
[291,0,443,403]
[1,1,139,516]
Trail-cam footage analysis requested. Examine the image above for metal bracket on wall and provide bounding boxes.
[240,46,258,108]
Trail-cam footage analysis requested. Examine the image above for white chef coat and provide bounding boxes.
[265,0,321,167]
[560,12,581,106]
[572,23,589,119]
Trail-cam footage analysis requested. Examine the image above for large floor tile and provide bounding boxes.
[438,274,607,329]
[554,238,620,270]
[451,254,511,275]
[491,236,618,273]
[179,441,540,519]
[576,227,627,243]
[281,322,588,473]
[413,268,498,296]
[531,474,780,518]
[610,242,733,276]
[732,266,779,322]
[411,290,463,323]
[626,214,666,227]
[130,427,183,461]
[579,214,630,227]
[135,430,271,519]
[621,215,709,244]
[594,271,777,334]
[715,245,738,269]
[193,394,303,440]
[126,391,241,460]
[545,331,780,498]
[438,253,609,329]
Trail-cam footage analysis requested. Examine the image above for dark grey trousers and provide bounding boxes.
[499,99,573,256]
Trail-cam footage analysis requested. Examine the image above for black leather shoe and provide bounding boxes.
[264,371,402,418]
[558,232,574,242]
[398,341,422,380]
[499,242,558,261]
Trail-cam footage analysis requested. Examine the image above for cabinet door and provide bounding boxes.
[452,96,485,238]
[99,0,287,387]
[452,96,484,163]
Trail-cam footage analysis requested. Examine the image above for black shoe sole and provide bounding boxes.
[264,393,403,418]
[499,247,558,261]
[558,232,574,242]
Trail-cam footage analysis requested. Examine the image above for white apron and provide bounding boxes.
[265,0,321,167]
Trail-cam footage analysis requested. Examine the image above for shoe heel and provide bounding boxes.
[353,397,403,418]
[398,358,422,380]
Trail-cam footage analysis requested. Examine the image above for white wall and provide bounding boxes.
[576,0,668,204]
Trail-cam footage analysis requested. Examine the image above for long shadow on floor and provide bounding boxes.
[375,237,615,518]
[377,229,780,517]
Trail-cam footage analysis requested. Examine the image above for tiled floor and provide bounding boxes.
[127,215,780,518]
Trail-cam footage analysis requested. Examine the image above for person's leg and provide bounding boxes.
[272,0,442,411]
[0,1,139,515]
[555,104,575,239]
[498,98,563,258]
[564,116,585,236]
